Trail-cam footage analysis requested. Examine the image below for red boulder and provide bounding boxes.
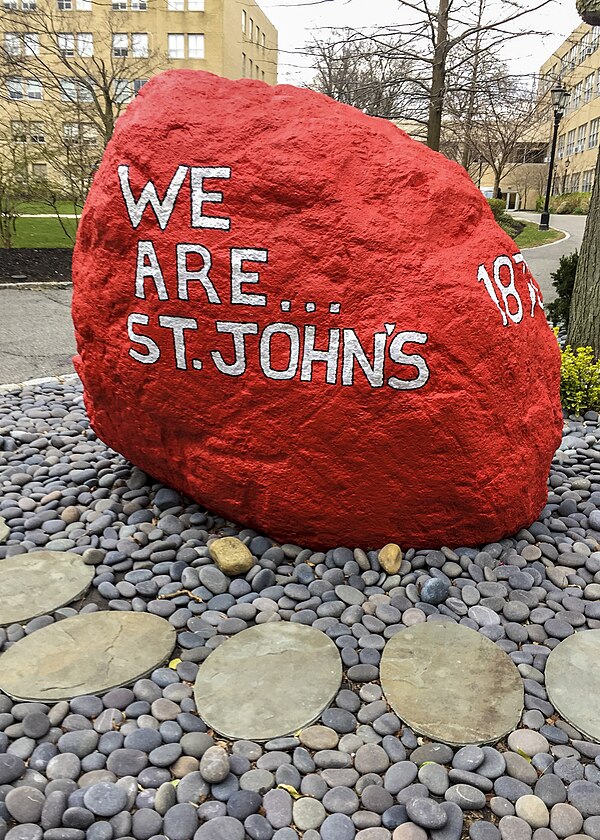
[72,70,562,550]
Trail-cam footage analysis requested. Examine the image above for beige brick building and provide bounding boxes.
[540,22,600,196]
[0,0,277,184]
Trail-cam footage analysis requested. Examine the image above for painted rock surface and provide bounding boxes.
[72,70,562,549]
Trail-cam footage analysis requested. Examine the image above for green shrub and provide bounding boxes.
[487,198,506,220]
[547,250,579,329]
[486,199,525,239]
[559,343,600,414]
[536,192,591,214]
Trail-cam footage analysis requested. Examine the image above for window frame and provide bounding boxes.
[167,32,184,58]
[112,32,129,57]
[187,32,204,59]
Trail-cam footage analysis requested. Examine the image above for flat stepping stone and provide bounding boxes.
[0,517,8,544]
[380,622,523,745]
[0,612,175,701]
[546,629,600,742]
[194,622,342,741]
[0,551,94,626]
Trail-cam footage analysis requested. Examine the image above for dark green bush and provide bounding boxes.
[486,199,525,239]
[547,250,579,329]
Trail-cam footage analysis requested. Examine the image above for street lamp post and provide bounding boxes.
[539,83,570,231]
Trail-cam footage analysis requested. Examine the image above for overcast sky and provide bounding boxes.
[259,0,583,85]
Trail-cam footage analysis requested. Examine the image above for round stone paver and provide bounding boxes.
[0,611,176,702]
[0,551,94,626]
[194,622,342,741]
[546,630,600,742]
[380,622,523,745]
[0,517,8,544]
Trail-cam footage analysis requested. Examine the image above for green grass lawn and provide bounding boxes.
[513,221,566,249]
[19,200,83,216]
[9,215,77,248]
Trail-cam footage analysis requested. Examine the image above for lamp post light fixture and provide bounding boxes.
[539,82,570,231]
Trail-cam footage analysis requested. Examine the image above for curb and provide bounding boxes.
[0,372,80,394]
[0,281,72,290]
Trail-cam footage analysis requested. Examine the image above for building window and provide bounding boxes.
[188,0,204,9]
[60,78,77,101]
[132,33,148,57]
[592,26,600,52]
[30,121,44,142]
[576,124,587,152]
[58,33,75,56]
[572,81,583,110]
[24,33,39,55]
[557,134,565,157]
[3,0,18,8]
[113,78,131,103]
[5,33,39,57]
[585,72,594,103]
[248,18,253,39]
[261,31,265,51]
[579,33,590,63]
[131,0,147,9]
[11,121,27,142]
[570,172,580,192]
[167,33,184,57]
[597,69,600,97]
[63,122,79,140]
[26,78,42,99]
[256,25,260,44]
[7,78,23,99]
[133,78,147,94]
[57,0,72,9]
[590,118,600,148]
[242,9,246,32]
[78,32,93,56]
[261,69,265,80]
[566,129,576,155]
[167,0,184,9]
[60,78,89,101]
[582,168,595,192]
[76,0,91,9]
[113,33,128,57]
[5,33,21,56]
[188,33,203,58]
[32,163,47,179]
[112,0,127,9]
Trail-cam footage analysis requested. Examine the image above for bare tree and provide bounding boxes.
[306,0,553,152]
[306,29,425,124]
[452,73,548,196]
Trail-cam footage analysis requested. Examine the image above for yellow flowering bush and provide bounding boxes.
[559,342,600,415]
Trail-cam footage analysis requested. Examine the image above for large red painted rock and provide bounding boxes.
[72,70,562,550]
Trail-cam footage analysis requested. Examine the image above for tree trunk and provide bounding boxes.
[460,0,484,169]
[568,148,600,354]
[427,0,449,152]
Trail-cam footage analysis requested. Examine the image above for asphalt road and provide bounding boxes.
[0,213,588,385]
[512,212,586,303]
[0,286,75,385]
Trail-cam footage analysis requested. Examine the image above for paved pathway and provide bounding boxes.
[512,212,586,303]
[0,287,75,384]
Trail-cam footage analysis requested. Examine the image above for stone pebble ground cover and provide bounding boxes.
[1,377,600,840]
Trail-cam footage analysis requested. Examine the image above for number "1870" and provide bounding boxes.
[477,253,543,326]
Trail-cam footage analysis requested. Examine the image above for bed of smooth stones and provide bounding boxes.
[1,379,600,840]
